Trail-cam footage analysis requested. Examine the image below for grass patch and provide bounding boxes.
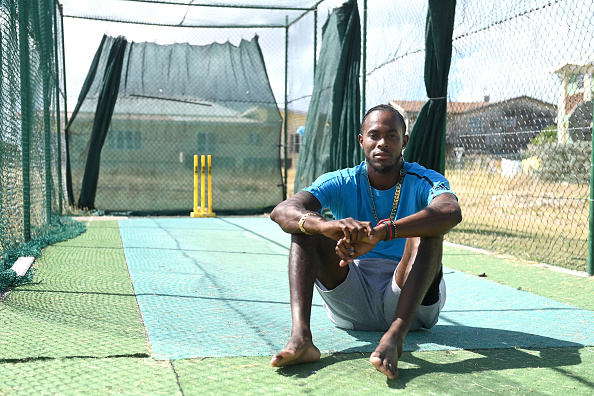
[446,162,589,272]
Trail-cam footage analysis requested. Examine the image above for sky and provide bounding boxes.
[61,0,594,114]
[61,1,345,113]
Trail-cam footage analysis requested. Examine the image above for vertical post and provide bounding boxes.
[361,0,367,116]
[18,0,31,241]
[39,0,53,223]
[313,9,317,77]
[59,3,68,126]
[53,0,63,213]
[207,155,213,213]
[201,155,206,214]
[193,155,199,212]
[587,102,594,276]
[283,15,289,200]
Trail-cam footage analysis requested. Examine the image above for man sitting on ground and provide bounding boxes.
[269,104,462,379]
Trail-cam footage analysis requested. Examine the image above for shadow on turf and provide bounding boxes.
[275,326,588,387]
[390,346,590,389]
[310,325,587,356]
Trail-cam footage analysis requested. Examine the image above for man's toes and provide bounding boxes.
[369,355,382,367]
[270,354,283,367]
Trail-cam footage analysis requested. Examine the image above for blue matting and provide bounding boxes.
[119,217,594,360]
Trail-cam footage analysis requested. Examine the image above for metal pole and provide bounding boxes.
[39,0,53,223]
[283,15,289,200]
[587,100,594,276]
[18,0,31,242]
[313,9,317,77]
[53,0,63,213]
[59,4,68,126]
[361,0,367,116]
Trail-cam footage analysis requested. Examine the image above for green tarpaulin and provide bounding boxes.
[294,0,361,192]
[403,0,456,174]
[65,35,282,214]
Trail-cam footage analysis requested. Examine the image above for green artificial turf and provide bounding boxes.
[0,357,179,395]
[1,218,593,395]
[442,243,594,311]
[173,347,594,395]
[0,220,149,360]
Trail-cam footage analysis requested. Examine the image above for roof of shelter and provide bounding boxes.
[391,96,555,116]
[390,100,490,115]
[73,96,275,123]
[59,0,326,28]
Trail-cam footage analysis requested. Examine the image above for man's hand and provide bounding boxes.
[320,218,374,243]
[334,227,382,266]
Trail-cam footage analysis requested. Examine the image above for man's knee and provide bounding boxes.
[291,232,334,249]
[290,233,338,262]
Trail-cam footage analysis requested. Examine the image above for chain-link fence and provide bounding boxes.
[54,0,594,273]
[364,0,592,272]
[0,0,85,292]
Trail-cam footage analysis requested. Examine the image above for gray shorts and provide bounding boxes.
[314,258,446,331]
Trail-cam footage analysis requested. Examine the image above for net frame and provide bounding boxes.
[55,0,594,274]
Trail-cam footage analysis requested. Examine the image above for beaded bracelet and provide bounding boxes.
[298,212,321,235]
[377,218,398,241]
[377,219,393,241]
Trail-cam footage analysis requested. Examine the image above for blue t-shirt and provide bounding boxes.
[303,161,456,262]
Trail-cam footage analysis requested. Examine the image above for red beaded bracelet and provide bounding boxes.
[377,219,394,241]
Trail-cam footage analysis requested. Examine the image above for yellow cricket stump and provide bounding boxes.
[190,154,216,218]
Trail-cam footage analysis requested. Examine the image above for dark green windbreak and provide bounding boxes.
[403,0,456,174]
[294,0,361,193]
[77,36,127,209]
[0,0,85,293]
[65,35,282,214]
[64,35,109,206]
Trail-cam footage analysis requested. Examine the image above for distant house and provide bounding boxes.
[280,110,307,168]
[67,95,282,211]
[390,96,556,155]
[69,95,281,172]
[554,54,594,143]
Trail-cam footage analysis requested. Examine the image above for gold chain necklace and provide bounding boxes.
[366,159,405,225]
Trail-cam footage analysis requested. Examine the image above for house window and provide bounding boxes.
[468,117,483,135]
[107,130,141,150]
[503,117,516,128]
[197,132,216,154]
[290,133,301,154]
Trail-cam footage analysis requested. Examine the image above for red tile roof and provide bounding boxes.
[390,100,490,114]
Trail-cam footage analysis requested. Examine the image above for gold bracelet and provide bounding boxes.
[298,212,320,235]
[392,220,398,239]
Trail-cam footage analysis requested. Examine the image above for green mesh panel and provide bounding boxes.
[294,0,361,193]
[0,0,79,293]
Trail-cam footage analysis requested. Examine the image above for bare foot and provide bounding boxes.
[369,331,404,379]
[270,336,321,367]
